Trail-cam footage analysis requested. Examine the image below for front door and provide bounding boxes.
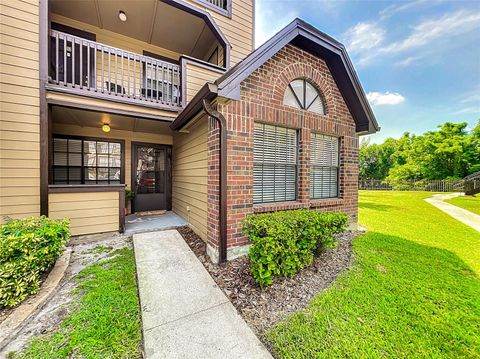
[132,143,171,213]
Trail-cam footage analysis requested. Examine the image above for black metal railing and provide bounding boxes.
[49,29,181,108]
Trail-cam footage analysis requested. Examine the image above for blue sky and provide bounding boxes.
[254,0,480,143]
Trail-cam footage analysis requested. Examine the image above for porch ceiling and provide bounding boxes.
[50,0,217,59]
[51,106,174,134]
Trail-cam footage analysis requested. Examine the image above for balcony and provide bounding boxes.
[48,30,182,110]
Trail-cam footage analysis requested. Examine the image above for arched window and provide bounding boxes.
[283,79,325,114]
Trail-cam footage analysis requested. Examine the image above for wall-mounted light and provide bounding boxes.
[102,124,111,133]
[118,10,127,22]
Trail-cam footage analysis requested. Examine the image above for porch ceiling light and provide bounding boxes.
[102,124,111,133]
[118,11,127,22]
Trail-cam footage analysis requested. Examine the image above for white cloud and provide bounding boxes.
[344,22,385,54]
[345,9,480,66]
[367,92,406,106]
[379,0,442,20]
[382,9,480,55]
[451,107,480,115]
[255,1,298,48]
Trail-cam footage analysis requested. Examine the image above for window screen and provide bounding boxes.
[253,123,298,203]
[53,137,122,185]
[310,134,339,199]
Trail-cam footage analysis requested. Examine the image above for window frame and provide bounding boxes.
[283,78,326,114]
[51,135,125,185]
[253,122,299,204]
[310,133,340,200]
[191,0,232,18]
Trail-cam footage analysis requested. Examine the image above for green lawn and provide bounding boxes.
[267,191,480,358]
[445,194,480,216]
[12,247,141,359]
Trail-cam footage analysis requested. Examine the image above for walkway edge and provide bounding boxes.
[424,193,480,232]
[0,247,72,350]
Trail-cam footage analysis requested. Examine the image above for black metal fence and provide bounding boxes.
[359,179,465,192]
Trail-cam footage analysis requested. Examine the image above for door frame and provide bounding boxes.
[131,142,172,213]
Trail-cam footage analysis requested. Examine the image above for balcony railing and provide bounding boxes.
[49,30,181,109]
[205,0,228,10]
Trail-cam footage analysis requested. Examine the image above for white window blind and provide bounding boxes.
[310,133,339,199]
[253,123,298,204]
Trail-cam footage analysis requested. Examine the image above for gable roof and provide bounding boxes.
[172,18,379,134]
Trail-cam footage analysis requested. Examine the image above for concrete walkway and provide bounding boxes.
[125,211,187,236]
[424,193,480,232]
[133,230,272,359]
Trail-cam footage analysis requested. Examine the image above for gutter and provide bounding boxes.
[202,100,228,263]
[170,83,228,263]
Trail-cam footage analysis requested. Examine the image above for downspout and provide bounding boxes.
[202,99,227,263]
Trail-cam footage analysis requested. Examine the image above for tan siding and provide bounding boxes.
[52,123,172,189]
[186,0,254,66]
[49,192,119,235]
[172,118,208,241]
[185,62,223,102]
[0,0,40,223]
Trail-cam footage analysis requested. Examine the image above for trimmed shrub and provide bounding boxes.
[242,209,348,288]
[0,216,70,308]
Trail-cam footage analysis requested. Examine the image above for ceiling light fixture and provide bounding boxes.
[118,10,127,22]
[102,124,111,133]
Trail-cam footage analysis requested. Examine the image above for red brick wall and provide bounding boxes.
[207,44,359,258]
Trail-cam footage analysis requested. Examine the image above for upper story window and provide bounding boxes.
[283,79,326,115]
[52,136,123,185]
[253,123,298,204]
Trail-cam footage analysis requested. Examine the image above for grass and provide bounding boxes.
[267,191,480,358]
[12,247,142,359]
[445,194,480,215]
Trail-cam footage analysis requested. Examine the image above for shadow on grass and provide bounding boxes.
[358,201,395,211]
[267,231,480,358]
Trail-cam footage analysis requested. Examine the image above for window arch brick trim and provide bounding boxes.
[272,62,334,115]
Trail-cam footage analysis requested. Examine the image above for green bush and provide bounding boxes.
[242,209,348,288]
[0,216,70,308]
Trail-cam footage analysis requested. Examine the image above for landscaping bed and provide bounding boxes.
[177,226,359,335]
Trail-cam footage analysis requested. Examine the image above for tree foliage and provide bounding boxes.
[359,120,480,182]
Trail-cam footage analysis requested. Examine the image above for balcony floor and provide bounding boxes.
[124,211,187,236]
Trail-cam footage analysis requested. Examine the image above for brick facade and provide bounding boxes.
[207,44,359,261]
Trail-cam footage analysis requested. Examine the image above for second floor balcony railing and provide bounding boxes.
[49,29,181,109]
[205,0,228,10]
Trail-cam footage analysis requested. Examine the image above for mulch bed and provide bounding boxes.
[177,226,360,336]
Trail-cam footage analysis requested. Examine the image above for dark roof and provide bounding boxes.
[172,18,379,134]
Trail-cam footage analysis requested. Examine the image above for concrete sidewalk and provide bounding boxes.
[424,193,480,232]
[133,230,272,359]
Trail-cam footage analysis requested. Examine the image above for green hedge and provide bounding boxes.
[242,209,348,287]
[0,216,70,308]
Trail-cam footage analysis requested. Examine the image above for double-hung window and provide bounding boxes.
[253,123,298,204]
[310,133,340,199]
[53,136,122,185]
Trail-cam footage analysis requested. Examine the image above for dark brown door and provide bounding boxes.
[132,144,171,213]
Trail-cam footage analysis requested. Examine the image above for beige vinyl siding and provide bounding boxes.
[172,118,208,241]
[52,123,172,189]
[46,91,177,119]
[186,0,254,66]
[185,62,223,102]
[49,191,119,235]
[0,0,40,222]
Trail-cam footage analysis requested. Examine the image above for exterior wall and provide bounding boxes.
[186,0,254,66]
[184,61,224,102]
[52,123,173,189]
[49,191,119,235]
[172,118,208,241]
[51,14,181,62]
[209,44,359,258]
[0,0,40,222]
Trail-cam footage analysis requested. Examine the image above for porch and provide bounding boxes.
[45,105,207,237]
